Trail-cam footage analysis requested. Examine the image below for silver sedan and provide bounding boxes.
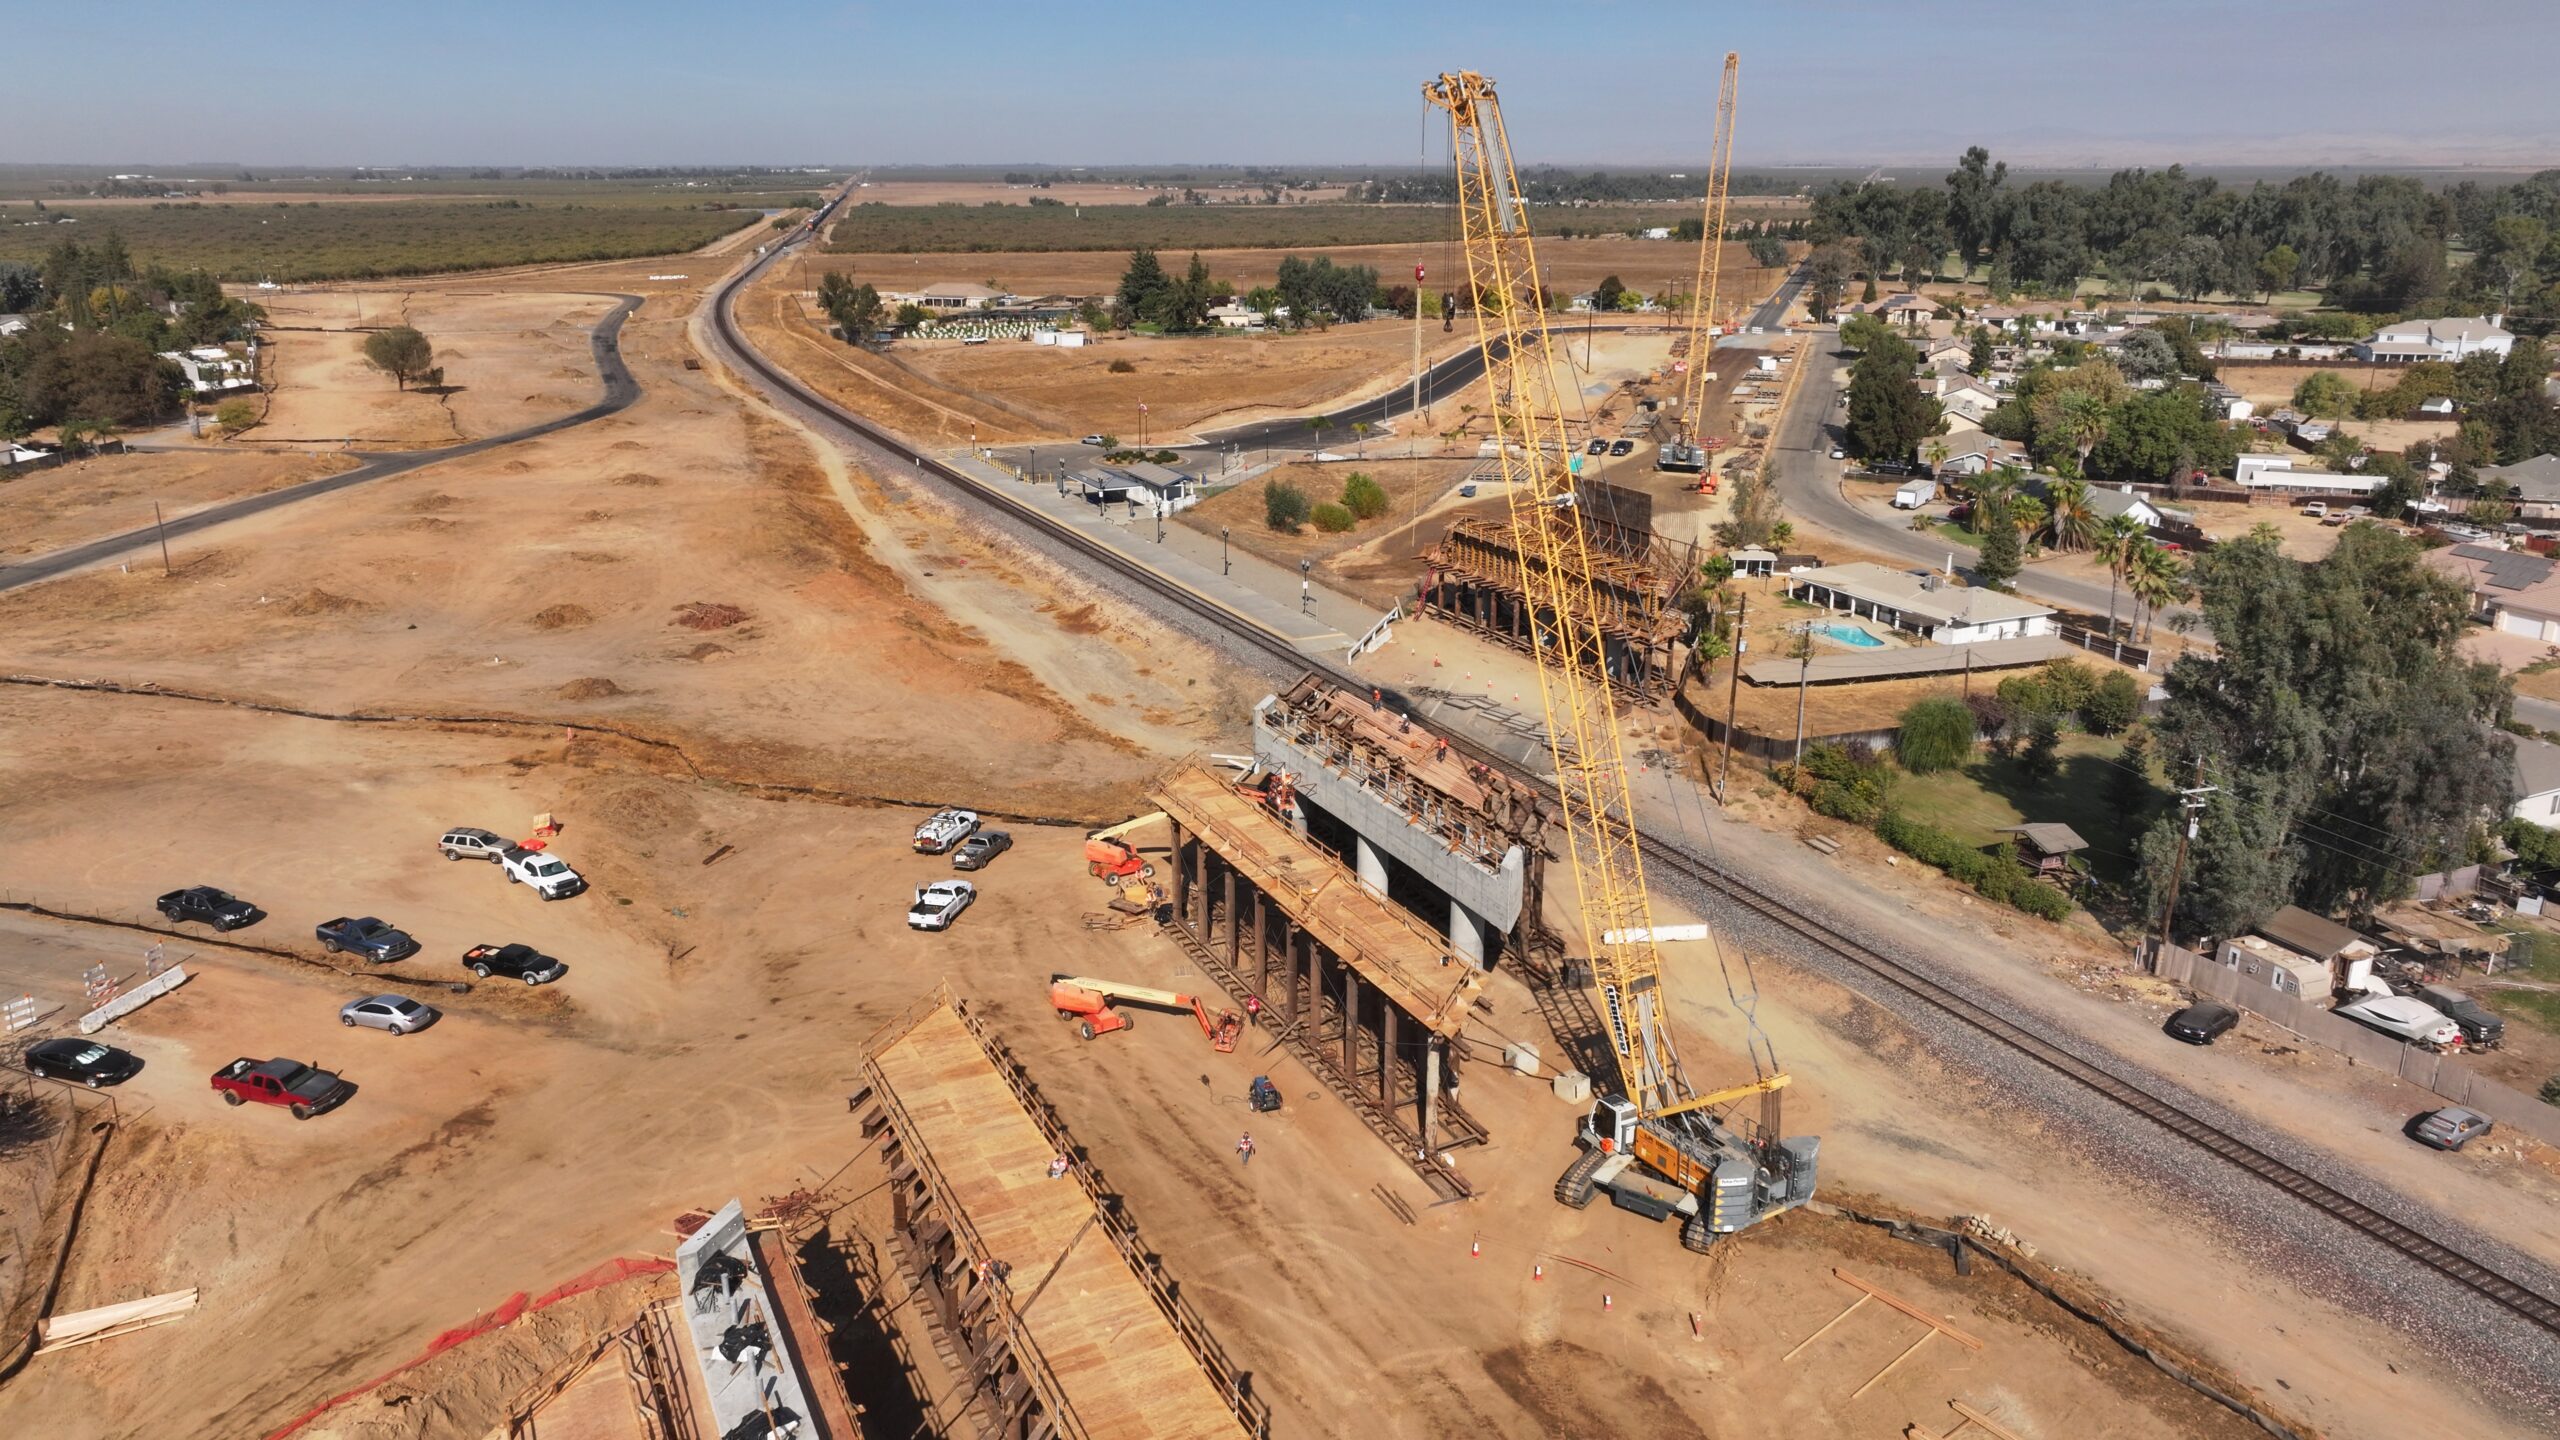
[339,993,440,1035]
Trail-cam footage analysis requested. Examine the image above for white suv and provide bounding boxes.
[501,847,588,901]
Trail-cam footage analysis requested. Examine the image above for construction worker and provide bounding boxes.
[1244,994,1263,1027]
[1047,1155,1070,1180]
[1434,736,1450,762]
[1236,1132,1256,1167]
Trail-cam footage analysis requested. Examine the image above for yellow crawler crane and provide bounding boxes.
[1660,52,1742,476]
[1424,68,1816,1251]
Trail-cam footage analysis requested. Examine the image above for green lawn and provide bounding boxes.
[1889,734,2139,885]
[2483,926,2560,1032]
[1925,520,1983,550]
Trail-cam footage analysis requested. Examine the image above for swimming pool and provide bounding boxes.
[1813,622,1884,648]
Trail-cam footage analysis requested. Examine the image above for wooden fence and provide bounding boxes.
[2149,940,2560,1145]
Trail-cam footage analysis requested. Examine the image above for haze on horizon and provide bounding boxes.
[11,0,2559,171]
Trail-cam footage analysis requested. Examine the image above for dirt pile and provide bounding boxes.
[555,677,624,700]
[609,471,663,487]
[672,602,748,632]
[528,604,594,631]
[407,493,464,514]
[280,589,372,617]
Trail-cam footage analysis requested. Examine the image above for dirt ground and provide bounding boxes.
[850,180,1349,206]
[240,289,618,449]
[0,229,2530,1440]
[892,320,1483,440]
[827,239,1787,313]
[0,448,351,560]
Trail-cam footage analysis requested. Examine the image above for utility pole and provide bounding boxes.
[153,500,172,576]
[2157,759,2218,954]
[1717,590,1748,801]
[1792,625,1812,768]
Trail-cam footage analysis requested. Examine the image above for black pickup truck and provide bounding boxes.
[157,886,263,932]
[316,916,421,963]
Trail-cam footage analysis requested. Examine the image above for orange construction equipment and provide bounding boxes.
[1085,812,1165,886]
[1049,975,1243,1051]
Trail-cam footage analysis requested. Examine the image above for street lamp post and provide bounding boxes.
[1300,559,1313,615]
[1155,501,1164,544]
[1221,526,1231,576]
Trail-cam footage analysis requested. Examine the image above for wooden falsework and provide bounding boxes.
[1782,1268,1984,1403]
[862,995,1264,1440]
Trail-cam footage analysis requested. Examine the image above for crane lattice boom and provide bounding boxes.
[1422,71,1688,1118]
[1677,54,1742,438]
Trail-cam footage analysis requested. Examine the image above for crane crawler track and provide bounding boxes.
[708,230,2560,1343]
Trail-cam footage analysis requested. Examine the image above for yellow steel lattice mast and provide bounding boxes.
[1423,71,1688,1117]
[1677,53,1742,442]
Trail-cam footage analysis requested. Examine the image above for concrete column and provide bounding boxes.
[1354,835,1389,897]
[1421,1038,1440,1157]
[1341,963,1360,1078]
[1222,863,1240,971]
[1191,832,1211,933]
[1380,1002,1400,1111]
[1167,820,1190,936]
[1448,899,1487,969]
[1252,891,1271,997]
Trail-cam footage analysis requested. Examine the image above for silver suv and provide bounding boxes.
[439,827,508,863]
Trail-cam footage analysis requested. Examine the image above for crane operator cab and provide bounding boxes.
[1557,1092,1821,1252]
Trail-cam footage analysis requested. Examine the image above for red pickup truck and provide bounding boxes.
[211,1056,354,1119]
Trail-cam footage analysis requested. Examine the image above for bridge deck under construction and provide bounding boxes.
[860,993,1260,1440]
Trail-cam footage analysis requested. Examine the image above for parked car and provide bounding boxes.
[211,1056,353,1119]
[1609,439,1635,456]
[1586,438,1608,455]
[339,993,441,1035]
[2301,501,2328,518]
[909,879,977,931]
[2411,1105,2494,1152]
[438,827,509,863]
[1080,434,1107,446]
[2415,984,2505,1049]
[951,830,1013,871]
[499,846,587,900]
[2163,1001,2239,1045]
[25,1037,143,1088]
[1828,446,1846,460]
[913,808,980,855]
[316,916,421,963]
[157,886,263,932]
[2334,994,2463,1048]
[462,942,566,985]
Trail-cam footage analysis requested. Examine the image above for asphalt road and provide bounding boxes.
[1743,264,1807,331]
[1772,326,2187,631]
[0,293,644,594]
[2516,695,2560,733]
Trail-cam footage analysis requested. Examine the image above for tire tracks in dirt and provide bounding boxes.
[0,672,1115,830]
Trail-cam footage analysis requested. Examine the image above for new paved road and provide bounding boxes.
[0,293,644,594]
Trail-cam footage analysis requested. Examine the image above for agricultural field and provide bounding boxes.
[0,199,778,281]
[824,201,1705,254]
[0,163,838,205]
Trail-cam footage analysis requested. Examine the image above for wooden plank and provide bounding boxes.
[36,1288,197,1349]
[1830,1268,1985,1350]
[871,1005,1243,1440]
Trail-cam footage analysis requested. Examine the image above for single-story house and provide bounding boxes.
[2513,736,2560,831]
[2256,904,2381,984]
[1934,375,2004,425]
[884,282,1015,312]
[1071,462,1197,515]
[1877,293,1936,327]
[1207,301,1263,330]
[2202,381,2254,422]
[2425,542,2557,622]
[2214,935,2333,999]
[1728,545,1778,578]
[1924,337,1975,368]
[159,345,256,394]
[1929,426,2016,477]
[2216,338,2349,361]
[1785,561,2056,645]
[2417,396,2458,417]
[2476,454,2560,518]
[2358,314,2514,363]
[2087,484,2168,528]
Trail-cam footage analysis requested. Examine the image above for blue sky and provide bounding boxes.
[9,0,2557,168]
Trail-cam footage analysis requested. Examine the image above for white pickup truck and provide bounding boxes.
[913,809,981,855]
[500,847,587,901]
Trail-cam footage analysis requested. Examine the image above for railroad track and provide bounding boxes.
[708,236,2560,1342]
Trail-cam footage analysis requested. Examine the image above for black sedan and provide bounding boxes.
[952,830,1014,871]
[26,1038,144,1088]
[2164,1001,2239,1045]
[158,886,263,931]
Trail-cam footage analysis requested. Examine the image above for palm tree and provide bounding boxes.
[2128,544,2191,642]
[1969,462,2022,521]
[1923,436,1951,476]
[2006,495,2049,548]
[2053,389,2111,476]
[2092,514,2145,638]
[1309,414,1332,455]
[2044,476,2096,552]
[1351,420,1370,457]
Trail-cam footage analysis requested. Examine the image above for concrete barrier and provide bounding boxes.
[77,964,189,1035]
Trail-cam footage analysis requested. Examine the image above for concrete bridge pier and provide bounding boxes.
[1448,900,1489,968]
[1355,835,1390,897]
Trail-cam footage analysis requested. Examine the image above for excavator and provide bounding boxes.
[1426,65,1818,1254]
[1048,975,1244,1051]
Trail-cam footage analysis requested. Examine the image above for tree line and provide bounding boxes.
[1114,249,1386,333]
[0,234,265,438]
[1803,150,2560,325]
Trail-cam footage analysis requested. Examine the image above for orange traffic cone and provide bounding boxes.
[1470,1239,1480,1259]
[1603,1293,1613,1311]
[1533,1264,1544,1282]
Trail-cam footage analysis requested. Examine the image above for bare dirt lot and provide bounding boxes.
[0,240,2530,1440]
[0,448,351,561]
[242,289,618,449]
[829,239,1786,312]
